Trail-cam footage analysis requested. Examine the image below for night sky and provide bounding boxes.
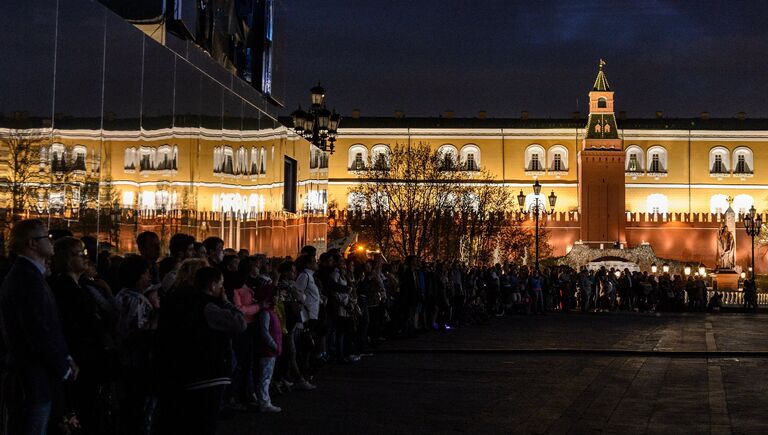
[281,0,768,119]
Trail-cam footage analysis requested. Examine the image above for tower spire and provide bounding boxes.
[593,59,611,91]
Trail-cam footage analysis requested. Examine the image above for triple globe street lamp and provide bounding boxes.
[743,205,763,279]
[290,83,341,153]
[517,179,557,271]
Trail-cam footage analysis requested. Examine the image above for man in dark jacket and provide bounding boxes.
[0,219,78,435]
[398,256,421,337]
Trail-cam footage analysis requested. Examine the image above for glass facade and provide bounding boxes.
[0,0,326,255]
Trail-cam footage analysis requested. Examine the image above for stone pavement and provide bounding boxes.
[219,313,768,435]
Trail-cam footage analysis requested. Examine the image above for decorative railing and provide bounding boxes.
[706,290,768,307]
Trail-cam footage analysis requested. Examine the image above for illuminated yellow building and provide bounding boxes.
[0,0,327,256]
[329,97,765,219]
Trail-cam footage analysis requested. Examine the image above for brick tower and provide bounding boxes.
[578,60,626,247]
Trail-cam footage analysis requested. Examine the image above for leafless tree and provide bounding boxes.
[0,128,46,220]
[345,141,547,264]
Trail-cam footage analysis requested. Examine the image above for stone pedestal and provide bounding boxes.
[714,269,739,291]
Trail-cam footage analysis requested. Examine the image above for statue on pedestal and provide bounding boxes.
[716,200,736,270]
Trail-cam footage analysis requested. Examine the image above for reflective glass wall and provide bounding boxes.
[0,0,327,256]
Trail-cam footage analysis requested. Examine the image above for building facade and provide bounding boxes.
[0,0,326,256]
[328,65,768,271]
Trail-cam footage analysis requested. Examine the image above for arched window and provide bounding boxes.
[72,145,87,171]
[222,146,234,174]
[460,144,481,171]
[437,192,456,210]
[139,146,155,171]
[348,192,366,211]
[348,144,368,171]
[236,147,246,174]
[40,146,48,167]
[625,145,644,173]
[250,147,259,174]
[371,144,390,170]
[124,147,136,170]
[172,145,179,170]
[121,191,135,208]
[437,144,458,170]
[157,145,173,171]
[646,146,667,174]
[604,124,611,133]
[547,145,568,172]
[709,146,730,174]
[733,194,754,216]
[259,147,267,174]
[594,124,602,133]
[733,147,754,175]
[597,97,607,108]
[710,194,729,214]
[51,143,66,172]
[524,144,545,172]
[213,147,221,173]
[140,190,156,211]
[646,193,669,214]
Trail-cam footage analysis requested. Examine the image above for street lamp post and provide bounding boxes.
[517,179,557,271]
[290,83,341,153]
[743,205,763,279]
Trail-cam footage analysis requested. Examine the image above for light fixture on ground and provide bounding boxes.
[517,179,556,271]
[290,83,341,153]
[684,265,691,276]
[743,205,763,279]
[662,263,670,274]
[698,265,706,277]
[651,263,657,274]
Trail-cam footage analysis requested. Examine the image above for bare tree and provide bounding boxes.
[0,128,46,220]
[347,141,464,259]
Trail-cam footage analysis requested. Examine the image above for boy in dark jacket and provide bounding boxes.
[157,267,246,434]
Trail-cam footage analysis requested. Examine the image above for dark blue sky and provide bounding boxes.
[281,0,768,119]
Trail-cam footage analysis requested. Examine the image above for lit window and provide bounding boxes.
[466,153,477,171]
[646,193,669,214]
[597,97,607,108]
[710,194,728,215]
[354,153,365,170]
[553,154,563,171]
[733,194,754,216]
[712,155,725,173]
[628,154,638,171]
[530,154,542,171]
[649,154,662,173]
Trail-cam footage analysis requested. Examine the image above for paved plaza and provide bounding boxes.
[221,313,768,434]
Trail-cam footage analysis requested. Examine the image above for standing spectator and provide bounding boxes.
[161,233,196,294]
[275,261,315,390]
[203,237,225,270]
[528,269,545,314]
[136,231,162,286]
[744,278,758,312]
[0,219,78,435]
[49,237,117,434]
[254,286,283,412]
[294,254,322,367]
[398,256,420,337]
[231,276,261,407]
[114,256,158,435]
[158,267,246,434]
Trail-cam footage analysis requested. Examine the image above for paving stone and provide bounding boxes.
[218,313,768,435]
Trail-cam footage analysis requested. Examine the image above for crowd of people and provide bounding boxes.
[0,219,755,434]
